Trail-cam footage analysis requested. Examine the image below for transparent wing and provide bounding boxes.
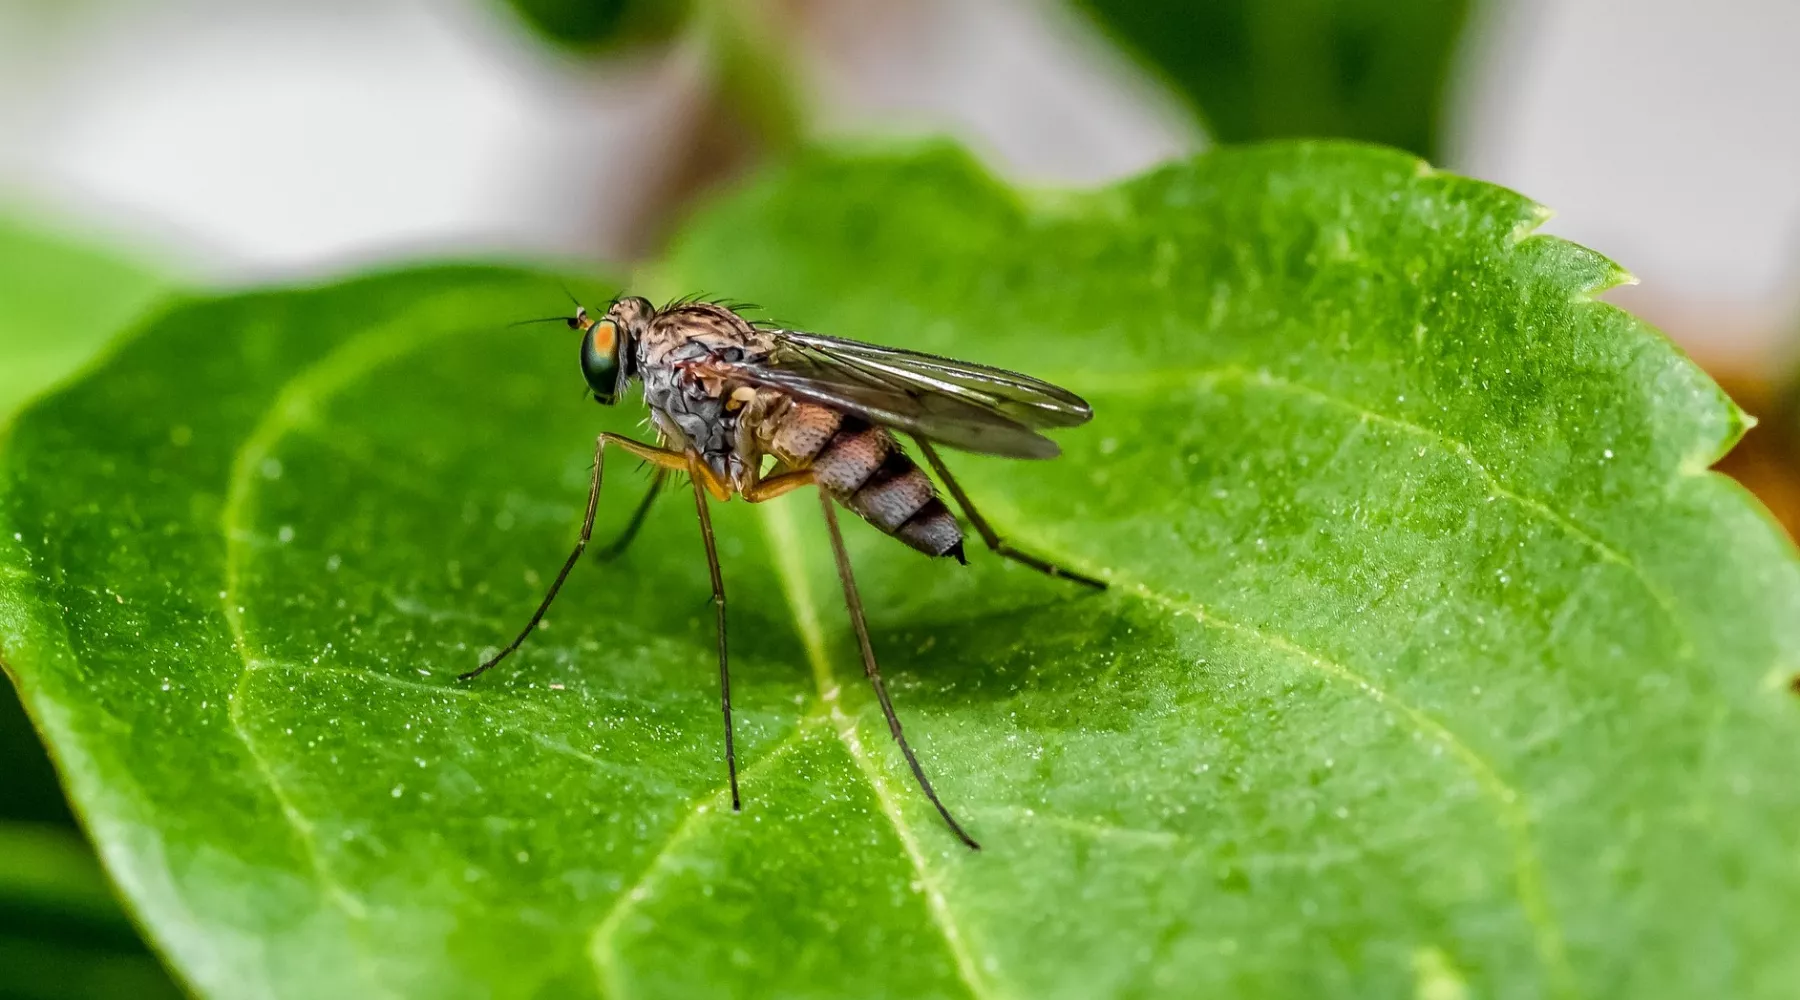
[714,331,1092,459]
[777,332,1093,428]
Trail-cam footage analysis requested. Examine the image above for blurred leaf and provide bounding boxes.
[0,213,169,427]
[0,937,184,1000]
[0,936,184,1000]
[0,675,73,827]
[498,0,803,156]
[3,143,1799,999]
[1072,0,1474,158]
[0,824,182,1000]
[499,0,688,51]
[0,824,127,923]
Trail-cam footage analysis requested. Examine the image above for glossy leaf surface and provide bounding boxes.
[3,145,1797,999]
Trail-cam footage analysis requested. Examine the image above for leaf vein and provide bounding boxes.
[215,316,499,995]
[1073,364,1694,659]
[226,663,389,996]
[586,724,814,999]
[991,513,1582,997]
[1124,579,1574,981]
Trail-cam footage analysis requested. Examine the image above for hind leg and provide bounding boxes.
[913,438,1106,589]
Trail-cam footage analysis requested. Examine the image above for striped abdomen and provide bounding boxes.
[766,402,964,561]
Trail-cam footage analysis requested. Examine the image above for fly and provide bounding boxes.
[460,296,1104,849]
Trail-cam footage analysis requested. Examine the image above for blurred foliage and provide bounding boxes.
[1073,0,1475,159]
[500,0,689,51]
[0,679,71,828]
[0,825,183,1000]
[0,214,169,426]
[500,0,801,155]
[499,0,1471,160]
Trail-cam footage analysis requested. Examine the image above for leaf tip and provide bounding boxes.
[1576,258,1638,301]
[1683,401,1759,476]
[1508,202,1557,245]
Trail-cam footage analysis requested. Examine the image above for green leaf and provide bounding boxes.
[1,655,77,827]
[4,144,1798,999]
[0,823,184,1000]
[0,212,181,999]
[1071,0,1475,158]
[1,210,169,827]
[0,213,170,428]
[497,0,688,52]
[493,0,803,153]
[0,823,134,928]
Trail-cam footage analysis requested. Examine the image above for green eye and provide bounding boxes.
[580,320,622,402]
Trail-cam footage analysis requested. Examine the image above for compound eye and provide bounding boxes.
[590,320,616,354]
[580,319,622,401]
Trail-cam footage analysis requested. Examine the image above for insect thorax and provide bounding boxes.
[637,304,771,482]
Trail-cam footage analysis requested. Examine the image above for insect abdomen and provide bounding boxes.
[806,415,964,562]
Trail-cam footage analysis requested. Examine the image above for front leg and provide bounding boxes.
[461,432,690,681]
[687,453,733,502]
[689,471,740,810]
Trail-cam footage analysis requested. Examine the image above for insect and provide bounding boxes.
[461,295,1103,849]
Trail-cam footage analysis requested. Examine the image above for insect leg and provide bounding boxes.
[914,437,1106,590]
[681,452,734,502]
[690,464,741,811]
[594,468,666,563]
[818,489,980,850]
[460,433,688,682]
[741,470,814,503]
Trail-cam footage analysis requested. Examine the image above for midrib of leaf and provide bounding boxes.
[751,449,1579,997]
[758,497,996,1000]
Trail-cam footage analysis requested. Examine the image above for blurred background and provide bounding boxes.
[1,0,1797,995]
